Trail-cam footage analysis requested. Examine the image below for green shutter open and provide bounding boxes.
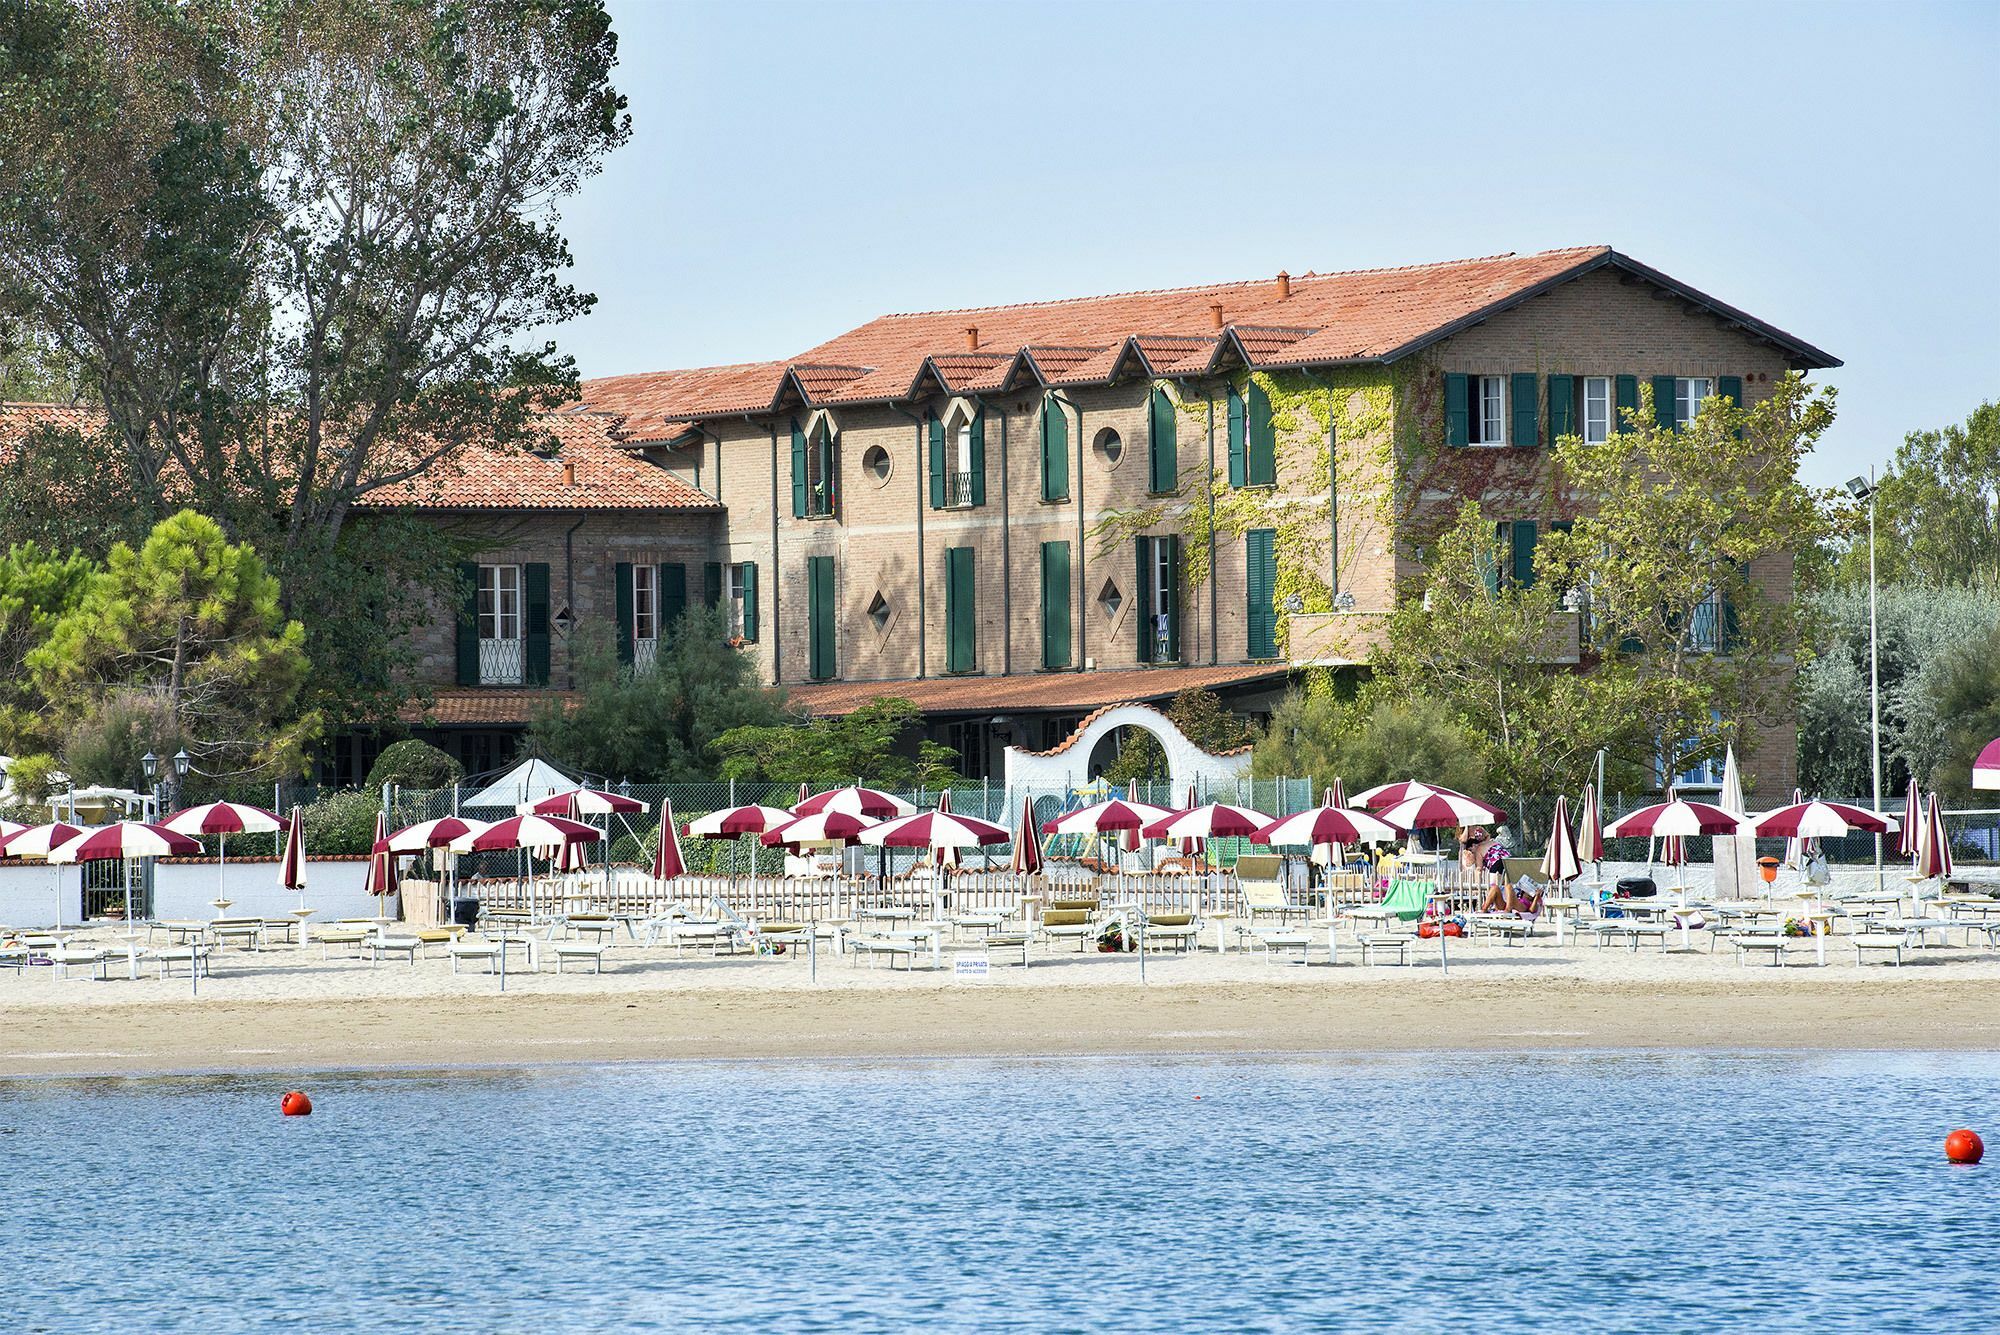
[1135,536,1156,663]
[969,408,986,506]
[658,563,686,637]
[1246,528,1277,659]
[615,562,634,665]
[1511,373,1539,447]
[1614,375,1639,432]
[1718,376,1744,439]
[1547,374,1574,442]
[790,420,808,518]
[808,555,835,680]
[740,563,759,643]
[1227,385,1247,484]
[928,416,945,509]
[1444,373,1470,447]
[455,561,480,685]
[1148,387,1177,493]
[1246,379,1276,485]
[946,546,975,673]
[1653,376,1678,430]
[1041,541,1071,669]
[523,562,551,686]
[1041,399,1068,501]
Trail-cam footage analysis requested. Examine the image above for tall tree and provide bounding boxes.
[1836,402,2000,589]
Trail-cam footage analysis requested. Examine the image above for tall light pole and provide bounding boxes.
[1845,472,1883,891]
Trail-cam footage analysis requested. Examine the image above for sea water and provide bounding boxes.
[1,1052,1993,1332]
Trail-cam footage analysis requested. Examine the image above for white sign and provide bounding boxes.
[953,957,990,983]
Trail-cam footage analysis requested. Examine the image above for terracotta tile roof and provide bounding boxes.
[399,688,577,727]
[575,361,791,440]
[925,352,1014,392]
[784,665,1291,718]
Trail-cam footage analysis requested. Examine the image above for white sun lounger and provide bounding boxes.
[552,941,610,974]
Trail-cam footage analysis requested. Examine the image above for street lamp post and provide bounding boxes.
[1845,473,1884,892]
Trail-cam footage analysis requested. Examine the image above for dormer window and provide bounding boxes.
[791,416,838,519]
[929,401,986,510]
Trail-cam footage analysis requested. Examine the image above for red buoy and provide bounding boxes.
[280,1090,312,1117]
[1945,1128,1983,1164]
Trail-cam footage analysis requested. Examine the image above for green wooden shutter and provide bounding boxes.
[945,546,975,673]
[1718,375,1744,440]
[1148,387,1177,493]
[740,562,758,643]
[658,563,686,636]
[790,420,808,518]
[928,415,945,509]
[614,562,635,666]
[1041,541,1071,669]
[1135,536,1156,663]
[1226,384,1247,484]
[1163,534,1181,662]
[1614,375,1638,433]
[1444,373,1470,447]
[1041,399,1068,501]
[703,561,721,609]
[523,562,551,686]
[1246,379,1276,485]
[808,555,835,680]
[1653,376,1677,430]
[1511,373,1539,447]
[1481,523,1502,595]
[1246,528,1277,659]
[1546,374,1574,443]
[1511,520,1538,588]
[455,561,480,685]
[968,407,986,507]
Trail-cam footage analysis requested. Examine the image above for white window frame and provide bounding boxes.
[477,563,523,685]
[631,564,659,672]
[1150,539,1176,661]
[1582,376,1612,444]
[725,564,748,640]
[1675,377,1713,428]
[1471,375,1507,446]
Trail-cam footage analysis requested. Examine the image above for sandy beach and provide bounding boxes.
[6,936,2000,1076]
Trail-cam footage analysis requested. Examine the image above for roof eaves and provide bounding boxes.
[1600,251,1843,369]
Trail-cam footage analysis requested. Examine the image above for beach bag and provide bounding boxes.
[1804,851,1832,886]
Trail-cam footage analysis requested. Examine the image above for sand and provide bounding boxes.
[5,929,2000,1076]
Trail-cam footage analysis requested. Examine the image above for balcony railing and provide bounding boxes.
[806,478,837,518]
[944,470,977,508]
[633,637,659,674]
[479,636,525,685]
[1684,597,1722,654]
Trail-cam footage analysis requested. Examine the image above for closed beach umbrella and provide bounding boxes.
[1897,779,1922,860]
[1780,787,1814,871]
[760,809,878,848]
[520,788,650,816]
[1603,798,1743,839]
[651,797,686,882]
[280,808,306,890]
[1915,792,1954,882]
[3,820,88,930]
[1142,803,1273,842]
[1974,738,2000,791]
[1314,780,1348,868]
[1576,783,1604,872]
[162,800,283,911]
[1540,794,1582,886]
[1377,790,1506,831]
[1254,804,1398,848]
[1748,800,1898,839]
[794,785,916,820]
[366,809,401,916]
[1010,795,1042,876]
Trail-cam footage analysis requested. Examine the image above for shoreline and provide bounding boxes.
[6,976,1999,1078]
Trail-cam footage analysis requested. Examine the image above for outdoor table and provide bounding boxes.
[1545,897,1582,946]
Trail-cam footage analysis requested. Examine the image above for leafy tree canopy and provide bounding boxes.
[1252,691,1488,799]
[712,697,959,791]
[1831,401,2000,589]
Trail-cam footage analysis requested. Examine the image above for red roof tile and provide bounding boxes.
[576,361,790,440]
[784,665,1291,718]
[399,688,577,726]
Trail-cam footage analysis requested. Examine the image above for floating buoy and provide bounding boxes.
[1945,1128,1983,1164]
[280,1090,312,1117]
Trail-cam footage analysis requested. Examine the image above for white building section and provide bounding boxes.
[1003,702,1252,796]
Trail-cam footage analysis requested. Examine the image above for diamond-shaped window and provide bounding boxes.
[867,591,891,632]
[1097,580,1122,619]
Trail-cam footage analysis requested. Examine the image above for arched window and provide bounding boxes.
[1040,394,1069,502]
[1147,386,1177,493]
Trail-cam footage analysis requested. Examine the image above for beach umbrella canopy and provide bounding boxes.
[1748,800,1898,839]
[1575,784,1605,866]
[1915,792,1954,880]
[1010,795,1042,875]
[280,807,307,890]
[1897,779,1922,860]
[686,804,795,838]
[859,807,1011,849]
[1603,799,1743,839]
[1313,781,1348,866]
[0,817,25,844]
[652,798,686,880]
[520,788,650,816]
[1142,803,1272,841]
[1347,780,1468,811]
[160,801,282,836]
[1377,790,1506,831]
[1254,804,1398,848]
[1541,795,1582,885]
[794,786,916,820]
[2,820,88,857]
[48,821,199,863]
[1780,787,1816,870]
[376,815,491,854]
[1040,797,1173,836]
[761,809,878,847]
[1974,738,2000,791]
[450,814,603,854]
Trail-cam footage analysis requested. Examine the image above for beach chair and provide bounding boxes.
[1038,904,1096,952]
[209,917,266,951]
[1731,931,1790,966]
[1138,911,1201,954]
[313,925,372,959]
[449,939,503,974]
[1236,856,1307,924]
[1360,934,1411,966]
[552,941,610,974]
[366,934,423,966]
[151,944,210,979]
[1852,932,1909,966]
[0,943,27,974]
[50,946,107,980]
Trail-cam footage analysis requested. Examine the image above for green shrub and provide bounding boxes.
[297,788,383,856]
[3,751,64,806]
[366,738,463,792]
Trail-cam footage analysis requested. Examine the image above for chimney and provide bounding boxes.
[1275,270,1291,300]
[1209,302,1225,330]
[562,461,576,487]
[964,325,979,351]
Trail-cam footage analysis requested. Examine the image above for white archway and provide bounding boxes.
[1003,702,1251,798]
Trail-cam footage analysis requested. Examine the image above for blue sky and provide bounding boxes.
[560,0,1998,487]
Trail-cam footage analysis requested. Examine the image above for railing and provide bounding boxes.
[633,637,659,674]
[1684,596,1722,653]
[943,469,977,508]
[479,636,524,684]
[806,479,837,518]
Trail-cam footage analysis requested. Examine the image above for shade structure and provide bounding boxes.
[1,820,87,858]
[1377,790,1506,831]
[520,788,650,816]
[1010,795,1042,875]
[1540,795,1582,885]
[279,807,306,890]
[1603,799,1743,839]
[450,814,603,854]
[365,810,400,903]
[1313,780,1349,866]
[1141,803,1272,842]
[1915,792,1954,880]
[1897,779,1922,860]
[554,832,589,873]
[760,809,878,848]
[686,804,795,838]
[652,797,686,881]
[376,815,491,854]
[1040,798,1174,836]
[858,807,1011,850]
[160,801,282,837]
[1975,738,2000,791]
[48,821,199,863]
[794,786,916,820]
[1348,780,1487,812]
[1576,783,1605,867]
[1254,805,1398,848]
[0,817,25,845]
[1748,801,1898,839]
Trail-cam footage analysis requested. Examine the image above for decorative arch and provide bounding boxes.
[1004,701,1252,797]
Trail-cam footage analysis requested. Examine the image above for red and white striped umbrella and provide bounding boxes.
[1349,780,1477,811]
[1313,781,1347,866]
[1780,786,1816,870]
[160,801,282,836]
[1142,802,1272,841]
[1974,737,2000,791]
[935,789,960,868]
[1915,792,1954,880]
[859,806,1011,850]
[1576,783,1605,867]
[1254,804,1398,848]
[0,817,26,845]
[1748,800,1898,839]
[1010,795,1042,875]
[652,797,686,881]
[1,820,87,858]
[761,809,878,847]
[48,821,200,863]
[1541,795,1582,885]
[1378,790,1506,831]
[1603,799,1743,839]
[520,788,650,816]
[794,785,916,820]
[1040,798,1173,836]
[366,810,400,901]
[375,815,490,854]
[450,814,603,854]
[554,830,590,873]
[1897,779,1923,860]
[279,806,307,891]
[685,804,794,838]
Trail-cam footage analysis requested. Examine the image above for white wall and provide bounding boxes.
[0,858,382,928]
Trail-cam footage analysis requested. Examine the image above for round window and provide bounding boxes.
[1093,427,1123,468]
[862,444,893,485]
